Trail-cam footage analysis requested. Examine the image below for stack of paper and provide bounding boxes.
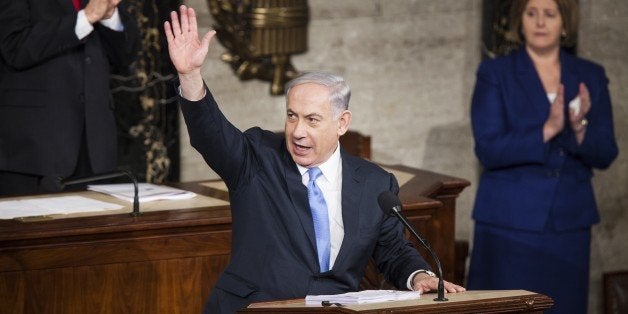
[88,183,196,203]
[305,290,420,305]
[0,196,123,219]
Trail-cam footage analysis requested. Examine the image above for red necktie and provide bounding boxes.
[72,0,81,11]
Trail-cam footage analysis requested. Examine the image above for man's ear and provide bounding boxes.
[337,110,352,136]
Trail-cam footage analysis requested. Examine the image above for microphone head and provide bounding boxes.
[40,176,65,192]
[377,191,402,216]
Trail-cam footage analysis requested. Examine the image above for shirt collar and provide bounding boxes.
[296,142,341,182]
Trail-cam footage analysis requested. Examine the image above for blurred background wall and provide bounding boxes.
[178,0,627,312]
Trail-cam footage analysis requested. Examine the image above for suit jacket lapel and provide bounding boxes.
[515,48,551,119]
[333,151,364,270]
[556,50,580,142]
[282,149,318,256]
[560,50,579,106]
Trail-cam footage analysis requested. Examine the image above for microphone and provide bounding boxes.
[377,190,448,301]
[41,170,141,217]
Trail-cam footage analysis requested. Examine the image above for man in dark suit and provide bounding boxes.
[0,0,139,196]
[165,5,465,313]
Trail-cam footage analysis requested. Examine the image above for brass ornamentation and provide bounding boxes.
[207,0,310,95]
[111,1,176,183]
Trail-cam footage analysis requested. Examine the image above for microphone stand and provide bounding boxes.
[391,208,448,301]
[64,170,140,217]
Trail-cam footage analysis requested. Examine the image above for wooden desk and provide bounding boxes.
[0,165,468,314]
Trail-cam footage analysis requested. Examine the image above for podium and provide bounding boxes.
[240,290,553,313]
[0,165,469,313]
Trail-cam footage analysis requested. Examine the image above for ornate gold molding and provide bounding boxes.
[207,0,309,95]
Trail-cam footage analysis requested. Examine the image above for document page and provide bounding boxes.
[305,290,420,305]
[0,196,124,220]
[88,183,196,203]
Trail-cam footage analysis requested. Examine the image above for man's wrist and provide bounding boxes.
[407,269,436,290]
[178,71,206,101]
[75,10,95,39]
[415,270,436,278]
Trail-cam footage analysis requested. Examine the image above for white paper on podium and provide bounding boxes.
[305,290,420,305]
[0,196,124,220]
[88,183,196,203]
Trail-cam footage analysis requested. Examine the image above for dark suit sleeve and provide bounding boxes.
[562,67,618,169]
[371,173,430,289]
[0,1,81,70]
[471,60,549,170]
[178,86,256,191]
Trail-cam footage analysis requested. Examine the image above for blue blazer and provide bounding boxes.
[180,88,429,313]
[471,48,618,232]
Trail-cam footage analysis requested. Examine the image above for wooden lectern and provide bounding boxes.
[0,165,469,313]
[239,290,553,313]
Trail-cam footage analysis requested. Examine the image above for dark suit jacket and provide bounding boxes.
[471,48,618,232]
[179,88,430,314]
[0,0,138,177]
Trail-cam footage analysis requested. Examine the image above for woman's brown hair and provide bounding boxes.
[505,0,579,47]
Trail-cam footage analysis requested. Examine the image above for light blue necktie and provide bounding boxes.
[307,167,331,272]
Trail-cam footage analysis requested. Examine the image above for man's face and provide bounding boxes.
[284,83,350,167]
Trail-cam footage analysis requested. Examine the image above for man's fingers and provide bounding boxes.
[164,21,174,45]
[189,7,199,35]
[445,283,465,293]
[414,279,465,294]
[180,6,190,35]
[201,30,217,50]
[171,9,182,36]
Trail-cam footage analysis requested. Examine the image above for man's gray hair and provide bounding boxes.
[285,71,351,119]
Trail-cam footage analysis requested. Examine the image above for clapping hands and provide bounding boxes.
[85,0,121,24]
[543,83,591,144]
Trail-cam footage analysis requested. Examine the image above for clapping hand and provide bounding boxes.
[569,83,591,144]
[543,84,565,142]
[85,0,121,24]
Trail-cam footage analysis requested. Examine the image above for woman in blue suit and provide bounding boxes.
[467,0,618,313]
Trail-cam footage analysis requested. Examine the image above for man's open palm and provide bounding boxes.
[164,5,215,75]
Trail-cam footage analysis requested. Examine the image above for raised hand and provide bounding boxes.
[543,84,565,142]
[164,5,215,76]
[164,5,215,100]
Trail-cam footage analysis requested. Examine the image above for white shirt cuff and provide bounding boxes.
[178,85,207,100]
[406,270,421,290]
[406,269,435,290]
[75,10,94,40]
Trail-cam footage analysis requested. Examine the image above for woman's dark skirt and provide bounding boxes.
[467,221,591,314]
